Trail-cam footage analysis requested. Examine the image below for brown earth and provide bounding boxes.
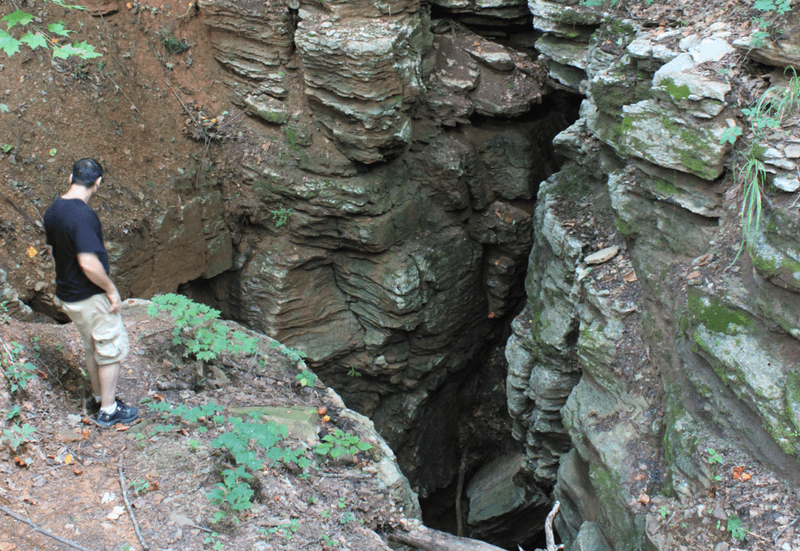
[0,300,402,551]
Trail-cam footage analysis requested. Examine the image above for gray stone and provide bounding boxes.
[584,246,619,265]
[245,95,289,125]
[466,454,527,524]
[773,172,800,193]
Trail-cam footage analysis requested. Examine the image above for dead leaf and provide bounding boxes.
[687,271,701,280]
[107,506,126,521]
[65,454,74,465]
[623,270,637,283]
[638,493,650,505]
[741,472,752,481]
[73,468,83,476]
[115,425,130,432]
[732,466,743,479]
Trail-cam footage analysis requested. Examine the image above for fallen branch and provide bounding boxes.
[118,458,151,551]
[0,503,96,551]
[538,501,563,551]
[102,73,143,117]
[389,520,508,551]
[0,191,43,233]
[774,515,800,544]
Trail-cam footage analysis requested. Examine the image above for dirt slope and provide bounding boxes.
[0,299,411,551]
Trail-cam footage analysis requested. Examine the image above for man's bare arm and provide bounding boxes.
[77,252,121,313]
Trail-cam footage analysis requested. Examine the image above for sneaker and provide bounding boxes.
[95,399,139,427]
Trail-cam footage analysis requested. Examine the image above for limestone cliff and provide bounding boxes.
[506,1,800,549]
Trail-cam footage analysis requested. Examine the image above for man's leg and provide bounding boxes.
[84,348,103,400]
[97,361,121,409]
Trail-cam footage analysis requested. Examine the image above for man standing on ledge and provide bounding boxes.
[44,158,138,427]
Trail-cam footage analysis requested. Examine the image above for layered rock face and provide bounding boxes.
[192,0,575,533]
[506,2,800,550]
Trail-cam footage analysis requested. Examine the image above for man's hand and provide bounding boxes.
[106,288,122,314]
[77,252,122,313]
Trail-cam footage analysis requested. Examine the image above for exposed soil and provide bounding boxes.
[0,301,403,551]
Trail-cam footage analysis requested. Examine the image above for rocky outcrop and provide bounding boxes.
[186,0,572,520]
[506,5,800,551]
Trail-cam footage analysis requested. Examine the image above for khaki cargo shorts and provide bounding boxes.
[57,294,130,365]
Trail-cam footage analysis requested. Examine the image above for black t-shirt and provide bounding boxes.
[44,197,110,303]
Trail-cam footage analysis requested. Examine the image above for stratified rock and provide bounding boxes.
[430,0,531,26]
[421,27,545,126]
[530,0,601,39]
[111,183,232,298]
[221,238,363,363]
[200,0,294,81]
[599,99,732,181]
[295,4,431,163]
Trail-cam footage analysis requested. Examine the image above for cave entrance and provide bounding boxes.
[179,87,583,550]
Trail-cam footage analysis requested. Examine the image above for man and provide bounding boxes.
[44,158,138,427]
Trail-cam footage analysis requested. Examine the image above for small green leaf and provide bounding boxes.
[47,21,72,37]
[20,32,48,50]
[0,30,22,56]
[2,10,34,28]
[73,41,102,59]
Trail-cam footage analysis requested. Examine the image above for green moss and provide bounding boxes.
[654,178,679,195]
[661,77,691,101]
[785,371,800,430]
[750,248,800,284]
[687,292,754,335]
[614,217,633,236]
[679,150,716,180]
[588,464,645,549]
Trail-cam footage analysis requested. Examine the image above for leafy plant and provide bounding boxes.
[270,341,307,365]
[158,30,190,55]
[339,511,356,525]
[207,414,310,521]
[707,448,724,464]
[1,4,101,60]
[1,341,37,393]
[0,144,12,154]
[322,534,339,549]
[203,530,224,550]
[295,369,317,388]
[148,294,258,362]
[206,465,255,521]
[270,206,292,228]
[265,518,299,541]
[727,514,746,541]
[719,125,742,145]
[658,505,669,519]
[315,429,373,461]
[1,422,36,451]
[750,0,792,46]
[130,479,151,495]
[723,68,800,266]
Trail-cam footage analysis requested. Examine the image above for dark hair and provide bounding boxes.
[71,158,103,187]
